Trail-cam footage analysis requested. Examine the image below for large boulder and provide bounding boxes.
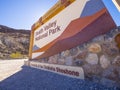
[112,56,120,66]
[85,53,98,65]
[88,43,101,53]
[83,64,103,77]
[100,55,110,69]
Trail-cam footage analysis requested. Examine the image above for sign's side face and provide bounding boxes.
[112,0,120,11]
[102,0,120,26]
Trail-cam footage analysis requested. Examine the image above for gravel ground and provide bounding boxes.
[0,60,119,90]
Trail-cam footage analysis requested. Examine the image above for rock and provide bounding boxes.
[83,64,103,77]
[100,55,110,69]
[88,43,101,53]
[92,35,104,42]
[85,53,98,65]
[0,40,3,45]
[74,59,84,66]
[60,51,65,58]
[58,58,65,65]
[0,53,3,58]
[65,56,73,66]
[48,59,57,64]
[112,56,120,66]
[41,58,48,63]
[104,37,113,42]
[48,55,58,64]
[76,51,88,59]
[78,44,85,50]
[70,47,80,56]
[104,30,114,40]
[102,42,119,56]
[0,39,5,49]
[62,50,70,57]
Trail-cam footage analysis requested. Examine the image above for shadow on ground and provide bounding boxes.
[0,66,119,90]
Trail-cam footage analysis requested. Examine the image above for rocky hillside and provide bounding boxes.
[0,25,30,59]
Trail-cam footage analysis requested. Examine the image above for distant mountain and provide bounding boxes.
[0,25,30,59]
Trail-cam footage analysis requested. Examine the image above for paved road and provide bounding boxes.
[0,59,26,81]
[0,60,119,90]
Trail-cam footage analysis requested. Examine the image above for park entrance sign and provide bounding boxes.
[29,0,116,60]
[28,0,120,81]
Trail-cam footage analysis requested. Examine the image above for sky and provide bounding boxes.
[0,0,58,30]
[0,0,120,30]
